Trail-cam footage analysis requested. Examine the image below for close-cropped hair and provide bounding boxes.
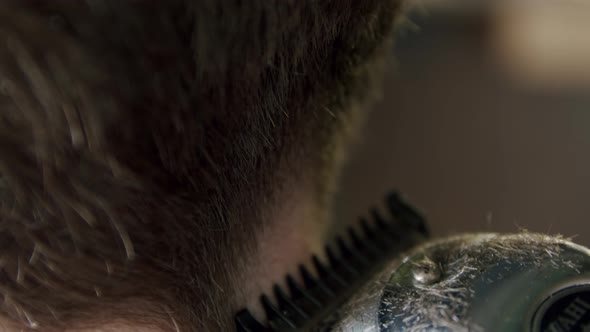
[0,1,402,330]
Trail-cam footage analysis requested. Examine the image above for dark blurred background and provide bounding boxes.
[334,3,590,246]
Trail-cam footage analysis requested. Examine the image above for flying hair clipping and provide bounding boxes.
[235,192,429,332]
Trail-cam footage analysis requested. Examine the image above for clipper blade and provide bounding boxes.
[235,192,429,332]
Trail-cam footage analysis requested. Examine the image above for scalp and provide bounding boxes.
[0,1,403,330]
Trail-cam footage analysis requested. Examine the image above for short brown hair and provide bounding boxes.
[0,1,402,330]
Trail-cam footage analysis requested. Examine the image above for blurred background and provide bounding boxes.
[334,2,590,246]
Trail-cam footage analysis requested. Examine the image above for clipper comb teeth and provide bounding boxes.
[235,192,429,332]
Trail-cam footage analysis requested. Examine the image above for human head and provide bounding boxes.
[0,1,403,330]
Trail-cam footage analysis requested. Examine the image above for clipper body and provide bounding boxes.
[335,233,590,332]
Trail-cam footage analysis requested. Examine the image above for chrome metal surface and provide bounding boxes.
[328,233,590,332]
